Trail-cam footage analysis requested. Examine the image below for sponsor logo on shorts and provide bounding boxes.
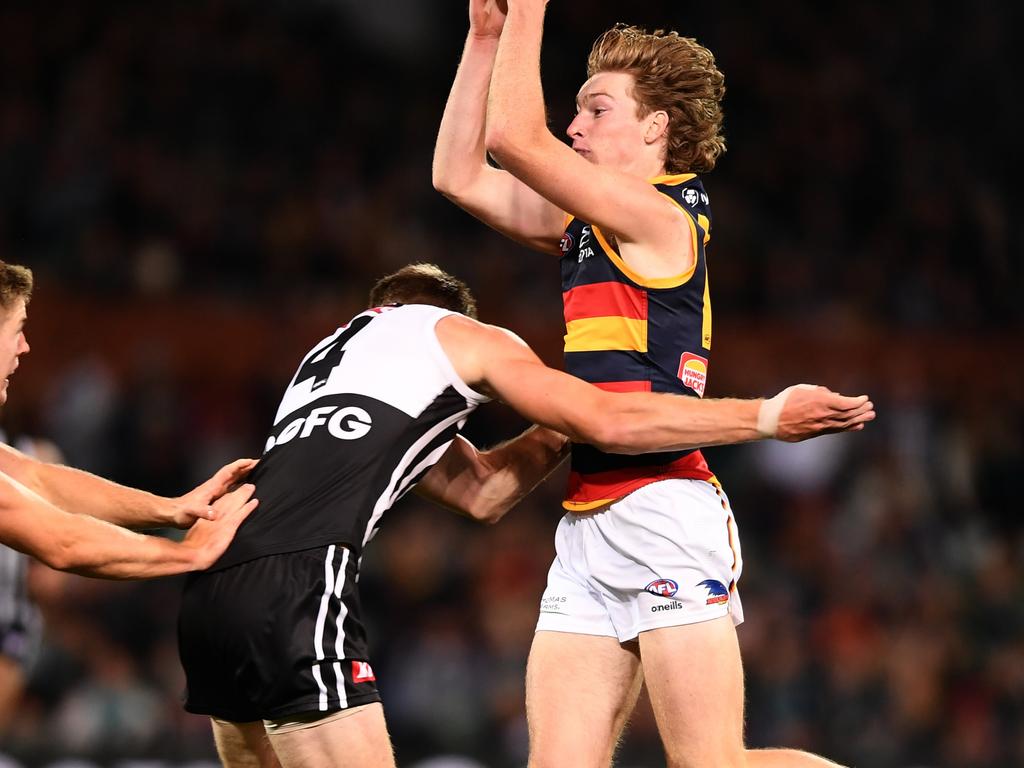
[352,660,376,684]
[698,579,730,606]
[677,352,709,398]
[651,601,684,613]
[644,578,679,598]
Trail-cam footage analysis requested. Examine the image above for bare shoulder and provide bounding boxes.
[435,315,535,392]
[435,314,525,349]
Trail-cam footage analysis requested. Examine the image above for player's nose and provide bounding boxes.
[566,116,584,138]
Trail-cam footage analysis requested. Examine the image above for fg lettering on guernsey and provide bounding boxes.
[264,405,373,452]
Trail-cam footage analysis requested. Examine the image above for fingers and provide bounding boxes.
[217,458,259,484]
[827,393,870,411]
[232,498,259,523]
[214,483,257,513]
[822,400,876,433]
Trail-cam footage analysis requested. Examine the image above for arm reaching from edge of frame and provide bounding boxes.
[0,444,257,529]
[0,472,257,579]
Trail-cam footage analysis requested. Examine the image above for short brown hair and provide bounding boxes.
[588,24,726,174]
[0,260,33,311]
[368,263,477,319]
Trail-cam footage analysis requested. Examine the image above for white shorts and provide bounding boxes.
[536,478,744,643]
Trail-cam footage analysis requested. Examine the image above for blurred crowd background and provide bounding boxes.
[1,0,1022,766]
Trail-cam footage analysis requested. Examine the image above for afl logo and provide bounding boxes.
[559,232,574,254]
[645,579,679,597]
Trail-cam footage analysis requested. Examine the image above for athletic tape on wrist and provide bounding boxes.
[757,384,816,438]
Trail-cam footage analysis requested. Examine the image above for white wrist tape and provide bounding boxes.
[757,384,816,438]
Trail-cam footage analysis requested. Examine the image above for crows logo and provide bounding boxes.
[698,579,729,606]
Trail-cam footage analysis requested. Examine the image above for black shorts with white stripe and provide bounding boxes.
[178,544,380,722]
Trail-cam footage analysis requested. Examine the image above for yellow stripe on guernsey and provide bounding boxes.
[648,173,697,186]
[564,316,648,353]
[591,226,699,290]
[697,214,711,245]
[702,266,712,350]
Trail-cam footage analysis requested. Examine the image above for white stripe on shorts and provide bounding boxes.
[312,544,338,711]
[333,547,351,708]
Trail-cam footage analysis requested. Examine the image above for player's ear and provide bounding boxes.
[644,111,669,144]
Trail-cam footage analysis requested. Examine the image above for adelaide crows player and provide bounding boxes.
[179,263,873,768]
[435,2,851,766]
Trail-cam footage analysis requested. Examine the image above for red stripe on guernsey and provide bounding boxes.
[563,282,647,323]
[566,450,713,505]
[592,381,651,393]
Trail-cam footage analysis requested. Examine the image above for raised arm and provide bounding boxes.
[0,472,257,579]
[437,315,875,452]
[433,0,564,254]
[414,427,570,524]
[0,442,256,529]
[487,0,694,276]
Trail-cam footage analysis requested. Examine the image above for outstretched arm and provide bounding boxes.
[0,472,257,579]
[414,427,570,524]
[433,0,564,254]
[0,443,256,529]
[437,315,875,453]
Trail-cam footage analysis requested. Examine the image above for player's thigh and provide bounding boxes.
[638,616,745,768]
[210,718,282,768]
[526,630,642,768]
[266,702,395,768]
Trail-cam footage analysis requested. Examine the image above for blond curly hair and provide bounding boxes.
[588,24,726,174]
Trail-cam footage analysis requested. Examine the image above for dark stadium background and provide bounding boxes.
[1,1,1022,766]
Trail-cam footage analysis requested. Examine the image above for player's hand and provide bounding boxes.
[470,0,508,39]
[169,458,259,528]
[181,483,258,570]
[762,384,875,442]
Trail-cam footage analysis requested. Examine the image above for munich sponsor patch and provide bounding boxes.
[644,578,679,597]
[352,660,376,684]
[677,352,709,398]
[698,579,729,606]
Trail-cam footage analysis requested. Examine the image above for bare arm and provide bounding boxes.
[0,442,256,529]
[433,0,564,254]
[487,0,693,274]
[414,427,570,524]
[437,315,875,453]
[0,472,257,579]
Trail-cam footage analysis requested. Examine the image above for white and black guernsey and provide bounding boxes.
[0,429,43,664]
[211,304,489,571]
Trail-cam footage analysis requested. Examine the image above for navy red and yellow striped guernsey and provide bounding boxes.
[560,173,716,511]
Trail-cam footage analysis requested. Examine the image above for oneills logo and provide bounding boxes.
[677,352,709,398]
